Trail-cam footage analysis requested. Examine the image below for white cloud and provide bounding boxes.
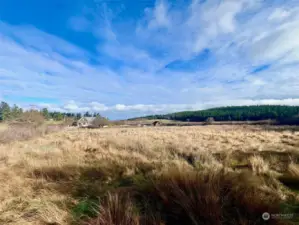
[148,0,170,29]
[199,0,244,35]
[0,22,89,59]
[90,102,109,111]
[268,8,291,21]
[0,24,125,102]
[38,103,65,112]
[61,100,91,112]
[249,21,299,65]
[64,100,79,111]
[115,104,127,111]
[1,0,299,119]
[28,98,299,119]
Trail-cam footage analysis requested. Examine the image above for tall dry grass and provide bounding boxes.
[0,123,64,144]
[0,125,299,224]
[88,193,139,225]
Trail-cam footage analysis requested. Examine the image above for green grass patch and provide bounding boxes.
[230,159,249,169]
[71,198,99,221]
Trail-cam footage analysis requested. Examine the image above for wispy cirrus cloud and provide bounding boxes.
[1,0,299,119]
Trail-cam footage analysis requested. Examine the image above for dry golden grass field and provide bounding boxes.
[0,123,8,132]
[1,125,299,225]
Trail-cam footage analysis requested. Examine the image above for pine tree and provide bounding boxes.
[11,104,22,119]
[41,108,50,120]
[84,111,91,117]
[76,113,81,120]
[0,101,11,121]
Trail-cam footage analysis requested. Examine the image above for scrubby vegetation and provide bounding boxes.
[0,101,102,122]
[92,116,111,127]
[0,123,64,144]
[1,125,299,224]
[132,105,299,122]
[0,101,124,129]
[0,108,65,144]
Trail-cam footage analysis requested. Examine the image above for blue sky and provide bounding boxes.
[1,0,299,119]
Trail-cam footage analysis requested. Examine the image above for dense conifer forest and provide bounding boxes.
[131,105,299,122]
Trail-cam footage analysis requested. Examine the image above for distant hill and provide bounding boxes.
[129,105,299,122]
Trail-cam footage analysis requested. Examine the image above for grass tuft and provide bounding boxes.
[249,155,270,175]
[87,193,139,225]
[134,168,283,225]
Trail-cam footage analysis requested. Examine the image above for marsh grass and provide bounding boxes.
[0,125,299,224]
[86,168,286,225]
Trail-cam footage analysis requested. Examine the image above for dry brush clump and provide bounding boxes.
[0,123,64,144]
[84,116,111,128]
[87,193,140,225]
[87,168,286,225]
[17,110,45,126]
[0,111,65,144]
[0,125,299,225]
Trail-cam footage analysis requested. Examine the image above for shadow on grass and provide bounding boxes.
[30,161,156,223]
[260,125,299,132]
[31,163,147,197]
[279,174,299,192]
[213,150,299,173]
[29,160,298,225]
[87,169,292,225]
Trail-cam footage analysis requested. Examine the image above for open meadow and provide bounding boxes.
[1,125,299,224]
[0,123,8,132]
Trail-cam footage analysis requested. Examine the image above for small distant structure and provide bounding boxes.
[204,117,215,125]
[77,117,96,128]
[153,121,161,126]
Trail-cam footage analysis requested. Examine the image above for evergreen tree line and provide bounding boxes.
[0,101,104,122]
[132,105,299,122]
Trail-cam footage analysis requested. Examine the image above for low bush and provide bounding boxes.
[92,117,110,127]
[17,110,45,126]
